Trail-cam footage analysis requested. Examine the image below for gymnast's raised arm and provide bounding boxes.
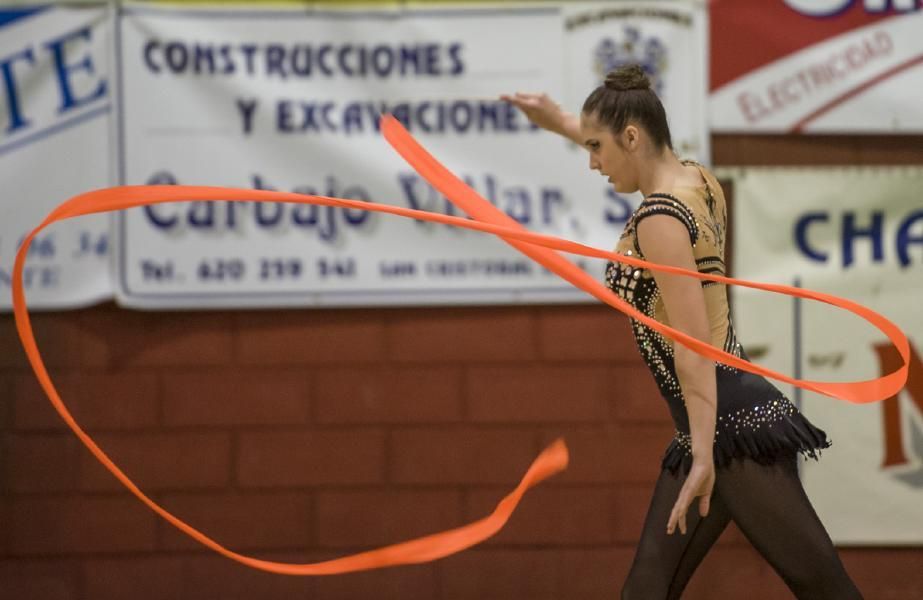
[500,92,583,146]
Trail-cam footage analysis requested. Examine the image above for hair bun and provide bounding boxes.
[604,64,651,92]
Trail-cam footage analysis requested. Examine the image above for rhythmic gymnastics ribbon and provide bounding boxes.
[11,115,908,575]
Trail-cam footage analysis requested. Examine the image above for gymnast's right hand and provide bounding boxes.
[501,92,583,146]
[500,92,567,134]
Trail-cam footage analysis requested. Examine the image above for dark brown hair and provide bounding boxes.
[581,64,673,150]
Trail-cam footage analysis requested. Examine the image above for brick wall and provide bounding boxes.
[2,135,922,599]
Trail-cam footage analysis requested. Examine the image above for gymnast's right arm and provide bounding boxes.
[500,92,583,145]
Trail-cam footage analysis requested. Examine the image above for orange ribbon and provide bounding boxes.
[12,115,908,574]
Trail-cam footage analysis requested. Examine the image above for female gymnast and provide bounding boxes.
[503,64,862,599]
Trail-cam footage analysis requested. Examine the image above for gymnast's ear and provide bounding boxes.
[620,124,641,150]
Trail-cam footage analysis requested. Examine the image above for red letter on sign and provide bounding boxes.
[874,340,923,468]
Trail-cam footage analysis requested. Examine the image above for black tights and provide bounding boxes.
[621,454,862,599]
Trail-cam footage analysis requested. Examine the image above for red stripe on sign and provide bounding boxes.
[790,52,923,132]
[711,0,898,91]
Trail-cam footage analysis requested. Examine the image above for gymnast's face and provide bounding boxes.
[580,113,641,194]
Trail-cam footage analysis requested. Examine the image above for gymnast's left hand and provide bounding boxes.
[667,459,715,535]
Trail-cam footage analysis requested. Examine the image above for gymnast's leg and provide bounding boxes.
[621,468,732,600]
[716,454,862,599]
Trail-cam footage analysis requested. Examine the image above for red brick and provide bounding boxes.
[313,562,438,600]
[81,309,233,367]
[162,369,310,426]
[387,307,537,362]
[238,429,385,486]
[158,491,312,551]
[537,305,639,362]
[315,366,463,423]
[316,489,462,548]
[0,373,12,430]
[543,423,674,485]
[607,365,673,423]
[467,365,609,422]
[13,371,159,431]
[612,485,653,543]
[0,559,80,600]
[538,425,621,484]
[8,496,156,554]
[0,315,27,368]
[0,498,9,554]
[0,312,105,369]
[841,548,923,600]
[684,545,788,600]
[612,423,676,484]
[179,554,315,597]
[559,548,634,598]
[88,553,317,598]
[83,557,185,600]
[236,310,385,365]
[79,432,231,491]
[12,372,76,431]
[716,521,748,546]
[856,136,923,164]
[390,428,538,484]
[3,433,80,492]
[713,134,861,166]
[465,487,613,545]
[438,549,560,599]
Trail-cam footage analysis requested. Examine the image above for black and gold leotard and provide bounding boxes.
[605,161,830,473]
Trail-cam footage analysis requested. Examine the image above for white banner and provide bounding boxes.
[115,1,709,308]
[563,1,709,160]
[727,167,923,543]
[0,4,112,310]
